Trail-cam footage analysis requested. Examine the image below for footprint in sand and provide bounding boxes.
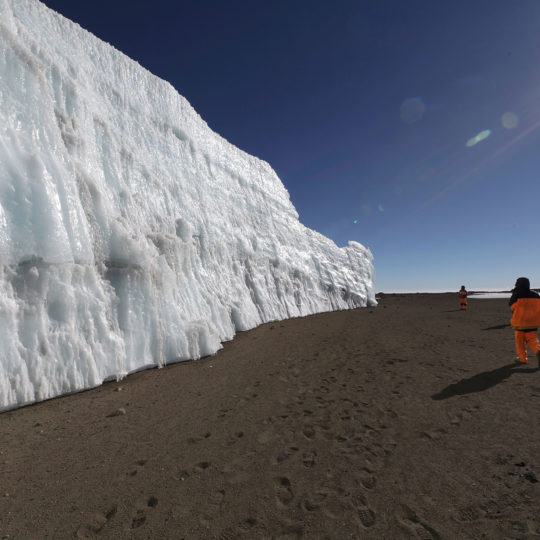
[346,493,376,528]
[358,468,377,490]
[273,522,304,539]
[218,407,231,418]
[453,505,481,523]
[127,458,147,477]
[275,477,294,507]
[403,520,439,538]
[224,431,245,447]
[131,510,146,530]
[302,487,330,513]
[75,504,118,537]
[130,496,158,530]
[421,428,448,441]
[222,456,254,485]
[187,432,212,444]
[274,447,299,465]
[301,426,316,440]
[257,428,275,444]
[397,505,441,539]
[218,517,257,539]
[357,505,376,528]
[176,469,190,481]
[302,451,317,468]
[193,461,211,473]
[301,499,320,512]
[207,490,225,514]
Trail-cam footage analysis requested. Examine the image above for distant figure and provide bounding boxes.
[509,277,540,365]
[458,285,468,311]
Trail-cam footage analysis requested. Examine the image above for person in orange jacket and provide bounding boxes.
[458,285,468,310]
[509,277,540,365]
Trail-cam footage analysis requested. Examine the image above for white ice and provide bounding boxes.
[469,293,511,299]
[0,0,375,412]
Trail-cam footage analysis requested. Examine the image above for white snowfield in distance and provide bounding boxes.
[469,293,511,299]
[0,0,375,412]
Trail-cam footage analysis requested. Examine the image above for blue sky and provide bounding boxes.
[41,0,540,292]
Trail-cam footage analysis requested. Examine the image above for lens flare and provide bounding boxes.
[377,204,384,212]
[353,219,358,224]
[400,97,425,124]
[466,129,491,147]
[502,112,518,129]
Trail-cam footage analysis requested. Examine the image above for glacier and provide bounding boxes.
[0,0,375,412]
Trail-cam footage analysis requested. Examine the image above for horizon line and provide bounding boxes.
[376,288,510,294]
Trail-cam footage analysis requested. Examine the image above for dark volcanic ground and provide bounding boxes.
[1,293,539,539]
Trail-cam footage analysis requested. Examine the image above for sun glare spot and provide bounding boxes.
[400,97,425,124]
[502,112,519,129]
[466,129,491,147]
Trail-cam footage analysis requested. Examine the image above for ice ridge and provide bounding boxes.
[0,0,375,411]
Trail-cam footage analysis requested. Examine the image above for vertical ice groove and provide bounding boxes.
[0,0,375,412]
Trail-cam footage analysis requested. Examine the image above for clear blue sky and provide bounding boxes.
[41,0,540,292]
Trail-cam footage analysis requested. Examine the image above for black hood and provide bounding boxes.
[509,276,539,305]
[515,277,531,291]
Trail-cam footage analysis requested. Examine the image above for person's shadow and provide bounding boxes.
[431,363,539,400]
[482,323,510,331]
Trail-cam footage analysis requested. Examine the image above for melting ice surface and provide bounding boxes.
[0,0,375,412]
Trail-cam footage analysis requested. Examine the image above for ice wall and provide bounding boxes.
[0,0,375,411]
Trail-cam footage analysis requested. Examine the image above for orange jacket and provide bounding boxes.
[510,297,540,329]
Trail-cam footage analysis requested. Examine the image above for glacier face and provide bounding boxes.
[0,0,375,411]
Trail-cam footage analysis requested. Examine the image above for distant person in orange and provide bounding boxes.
[458,285,468,310]
[509,277,540,365]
